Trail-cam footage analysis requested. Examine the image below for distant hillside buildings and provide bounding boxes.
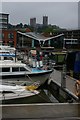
[43,16,48,26]
[30,16,48,28]
[0,13,80,50]
[30,18,36,28]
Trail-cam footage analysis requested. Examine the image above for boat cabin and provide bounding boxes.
[0,45,16,61]
[0,60,30,78]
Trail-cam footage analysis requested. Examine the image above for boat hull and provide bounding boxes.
[1,90,51,104]
[1,70,53,85]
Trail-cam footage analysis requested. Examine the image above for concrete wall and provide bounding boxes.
[1,103,80,119]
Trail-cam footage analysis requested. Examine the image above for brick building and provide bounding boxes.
[0,13,17,47]
[0,30,17,47]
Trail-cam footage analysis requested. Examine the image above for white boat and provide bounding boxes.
[0,84,40,104]
[0,45,53,85]
[0,45,16,61]
[0,60,53,85]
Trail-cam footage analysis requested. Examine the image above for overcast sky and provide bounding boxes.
[1,2,78,29]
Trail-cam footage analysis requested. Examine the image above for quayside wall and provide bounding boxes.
[0,103,80,119]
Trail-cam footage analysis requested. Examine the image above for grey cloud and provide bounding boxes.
[2,2,78,29]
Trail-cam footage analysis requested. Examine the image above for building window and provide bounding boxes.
[2,33,4,39]
[8,33,14,39]
[8,41,14,47]
[0,33,4,39]
[0,33,2,39]
[2,40,5,45]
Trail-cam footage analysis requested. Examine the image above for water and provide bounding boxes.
[43,89,59,103]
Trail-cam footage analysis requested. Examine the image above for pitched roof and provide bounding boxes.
[17,31,64,42]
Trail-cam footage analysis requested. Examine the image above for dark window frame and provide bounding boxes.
[20,67,27,71]
[1,67,10,72]
[12,67,19,72]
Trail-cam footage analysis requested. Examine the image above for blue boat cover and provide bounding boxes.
[32,68,46,73]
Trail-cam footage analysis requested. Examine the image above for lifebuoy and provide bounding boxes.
[75,80,80,97]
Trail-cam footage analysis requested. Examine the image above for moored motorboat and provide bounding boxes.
[0,84,40,104]
[0,45,53,85]
[0,60,53,85]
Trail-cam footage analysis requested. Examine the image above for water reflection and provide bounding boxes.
[43,89,59,103]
